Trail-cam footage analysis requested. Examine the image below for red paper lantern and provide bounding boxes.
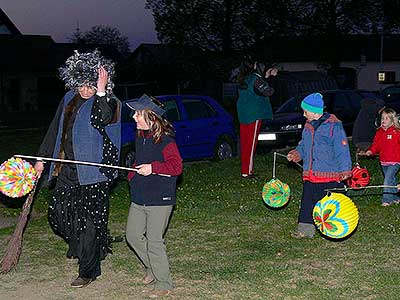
[347,164,370,189]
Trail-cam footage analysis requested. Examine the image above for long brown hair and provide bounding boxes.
[136,109,175,143]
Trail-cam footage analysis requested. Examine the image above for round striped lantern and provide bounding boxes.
[262,178,291,208]
[313,192,359,239]
[347,164,370,189]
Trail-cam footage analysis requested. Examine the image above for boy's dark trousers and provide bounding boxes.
[299,181,345,224]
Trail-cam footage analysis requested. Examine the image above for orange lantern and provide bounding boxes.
[347,164,370,189]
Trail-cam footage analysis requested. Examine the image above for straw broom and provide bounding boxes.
[0,173,41,273]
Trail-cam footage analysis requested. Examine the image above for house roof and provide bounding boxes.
[0,34,57,71]
[0,34,122,72]
[0,8,21,35]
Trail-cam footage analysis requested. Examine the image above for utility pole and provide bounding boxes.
[378,21,384,91]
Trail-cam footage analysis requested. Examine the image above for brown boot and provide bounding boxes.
[70,276,96,288]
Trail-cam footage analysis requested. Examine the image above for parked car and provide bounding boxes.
[121,95,237,166]
[258,89,383,150]
[380,85,400,112]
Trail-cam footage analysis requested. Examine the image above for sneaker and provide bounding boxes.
[241,174,257,179]
[296,223,316,238]
[70,277,95,288]
[148,289,173,298]
[382,202,391,207]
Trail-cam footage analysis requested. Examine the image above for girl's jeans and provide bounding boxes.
[382,164,400,204]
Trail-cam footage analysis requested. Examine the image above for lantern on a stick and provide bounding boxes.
[0,157,37,198]
[261,152,300,208]
[313,192,359,239]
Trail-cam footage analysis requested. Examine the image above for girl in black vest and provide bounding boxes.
[125,94,183,298]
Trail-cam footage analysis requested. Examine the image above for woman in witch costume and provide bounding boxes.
[33,50,121,288]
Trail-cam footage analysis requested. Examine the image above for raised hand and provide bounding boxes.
[97,66,108,93]
[34,161,44,177]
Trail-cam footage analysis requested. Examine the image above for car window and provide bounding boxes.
[347,92,362,111]
[360,91,381,100]
[317,93,332,111]
[383,86,400,103]
[332,93,351,112]
[276,95,304,113]
[163,99,180,122]
[384,86,400,95]
[182,98,217,119]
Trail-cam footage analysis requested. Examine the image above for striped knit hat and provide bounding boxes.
[301,93,324,114]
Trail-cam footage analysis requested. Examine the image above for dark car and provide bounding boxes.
[121,95,237,165]
[258,90,383,149]
[380,85,400,112]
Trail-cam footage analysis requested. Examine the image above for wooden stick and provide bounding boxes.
[325,185,398,192]
[274,152,303,169]
[14,154,171,177]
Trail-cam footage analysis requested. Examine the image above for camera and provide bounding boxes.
[254,62,267,77]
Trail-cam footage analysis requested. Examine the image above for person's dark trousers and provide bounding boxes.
[298,181,345,224]
[77,218,101,279]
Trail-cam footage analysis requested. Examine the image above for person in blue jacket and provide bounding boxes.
[34,50,121,288]
[287,93,352,238]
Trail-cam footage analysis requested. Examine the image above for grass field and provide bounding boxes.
[0,129,399,300]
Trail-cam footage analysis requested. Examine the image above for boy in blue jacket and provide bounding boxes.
[287,93,352,238]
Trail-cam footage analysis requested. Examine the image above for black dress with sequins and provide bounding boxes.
[38,93,119,278]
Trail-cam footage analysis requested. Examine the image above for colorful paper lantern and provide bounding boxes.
[347,164,370,189]
[313,192,359,239]
[262,178,291,208]
[0,158,37,198]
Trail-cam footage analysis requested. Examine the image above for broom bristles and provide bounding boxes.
[0,212,27,273]
[0,174,40,273]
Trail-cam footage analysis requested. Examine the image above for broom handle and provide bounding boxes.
[14,154,171,177]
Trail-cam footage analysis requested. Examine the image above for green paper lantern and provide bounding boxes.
[262,178,291,208]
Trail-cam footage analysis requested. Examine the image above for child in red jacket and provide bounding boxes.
[360,108,400,206]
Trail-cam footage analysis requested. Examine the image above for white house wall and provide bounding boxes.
[279,61,400,91]
[341,61,400,91]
